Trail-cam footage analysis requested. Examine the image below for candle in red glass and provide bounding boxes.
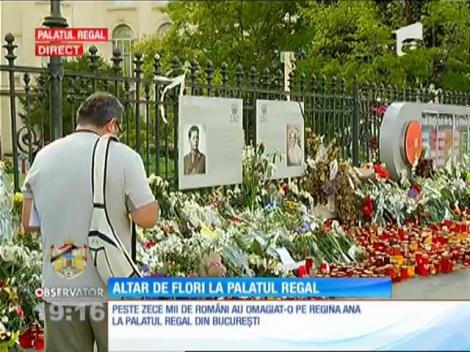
[19,330,35,349]
[400,266,409,280]
[305,258,314,274]
[415,252,422,264]
[398,228,404,240]
[417,263,429,276]
[441,255,451,273]
[35,336,44,351]
[320,262,329,274]
[392,268,401,283]
[297,266,307,277]
[393,245,402,256]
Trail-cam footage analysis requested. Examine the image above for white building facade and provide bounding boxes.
[0,0,170,156]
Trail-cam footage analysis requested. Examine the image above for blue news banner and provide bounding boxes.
[108,277,391,298]
[107,278,470,351]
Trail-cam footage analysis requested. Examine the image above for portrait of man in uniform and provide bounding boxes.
[183,124,206,175]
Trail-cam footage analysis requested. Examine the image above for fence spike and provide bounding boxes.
[23,73,31,92]
[133,52,144,76]
[262,67,270,89]
[3,33,17,63]
[221,62,229,87]
[235,63,244,88]
[144,82,150,99]
[300,72,306,94]
[205,60,214,85]
[153,54,162,76]
[37,73,47,99]
[88,45,99,71]
[249,66,258,87]
[171,55,182,73]
[111,47,122,75]
[320,74,327,93]
[288,70,295,93]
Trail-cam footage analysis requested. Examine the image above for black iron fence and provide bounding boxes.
[2,33,470,192]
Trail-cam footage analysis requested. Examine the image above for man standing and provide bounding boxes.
[21,92,158,352]
[183,125,206,175]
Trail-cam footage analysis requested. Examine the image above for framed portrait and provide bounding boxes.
[256,99,305,179]
[178,96,244,190]
[182,124,207,176]
[286,124,303,167]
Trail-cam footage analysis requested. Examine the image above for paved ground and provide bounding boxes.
[392,269,470,299]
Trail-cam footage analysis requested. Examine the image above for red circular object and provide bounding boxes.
[19,331,35,349]
[404,121,423,166]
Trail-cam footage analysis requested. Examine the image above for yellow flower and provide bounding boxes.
[287,201,298,210]
[200,224,217,239]
[14,193,23,204]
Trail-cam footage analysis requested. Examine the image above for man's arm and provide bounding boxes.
[125,150,158,229]
[130,201,159,229]
[21,198,40,234]
[21,157,41,234]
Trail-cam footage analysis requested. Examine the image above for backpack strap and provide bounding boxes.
[91,134,117,210]
[90,134,141,277]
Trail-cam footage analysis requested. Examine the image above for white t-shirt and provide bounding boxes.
[22,131,155,305]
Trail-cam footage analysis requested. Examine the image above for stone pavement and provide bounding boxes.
[392,269,470,299]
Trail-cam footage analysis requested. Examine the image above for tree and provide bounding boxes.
[420,0,470,91]
[134,0,309,78]
[136,0,470,92]
[297,1,393,83]
[296,0,470,90]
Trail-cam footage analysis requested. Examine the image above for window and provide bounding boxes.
[112,24,134,76]
[157,22,172,36]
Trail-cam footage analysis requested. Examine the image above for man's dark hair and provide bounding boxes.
[76,92,124,127]
[188,125,199,138]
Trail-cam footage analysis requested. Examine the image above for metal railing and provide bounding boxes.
[2,34,470,192]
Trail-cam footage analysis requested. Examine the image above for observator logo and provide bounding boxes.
[35,287,104,298]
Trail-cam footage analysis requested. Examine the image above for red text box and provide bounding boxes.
[35,43,84,57]
[35,28,108,42]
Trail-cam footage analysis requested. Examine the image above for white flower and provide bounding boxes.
[0,246,16,262]
[453,179,466,190]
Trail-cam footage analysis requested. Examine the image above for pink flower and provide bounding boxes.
[143,240,155,250]
[372,105,388,117]
[16,306,24,317]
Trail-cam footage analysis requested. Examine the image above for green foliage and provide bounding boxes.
[298,1,393,83]
[134,0,310,79]
[136,0,470,91]
[235,144,280,210]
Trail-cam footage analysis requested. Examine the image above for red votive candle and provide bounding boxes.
[398,228,404,240]
[297,265,307,277]
[400,266,409,280]
[305,258,314,274]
